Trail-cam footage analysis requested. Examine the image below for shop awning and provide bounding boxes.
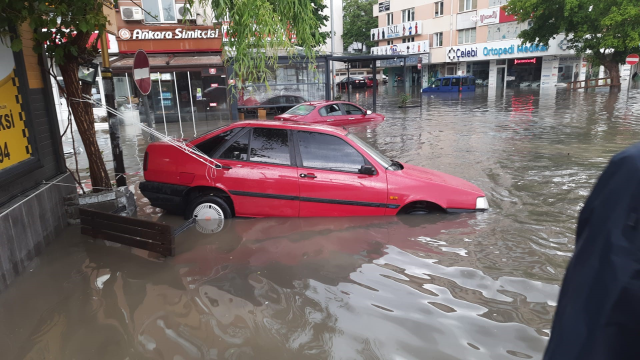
[110,54,224,73]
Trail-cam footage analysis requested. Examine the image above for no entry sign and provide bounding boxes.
[626,54,639,66]
[133,49,151,95]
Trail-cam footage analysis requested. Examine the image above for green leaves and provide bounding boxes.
[506,0,640,65]
[9,38,21,52]
[342,0,377,53]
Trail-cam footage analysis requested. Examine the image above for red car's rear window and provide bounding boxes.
[285,104,316,115]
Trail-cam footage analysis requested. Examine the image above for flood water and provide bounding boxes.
[2,87,640,359]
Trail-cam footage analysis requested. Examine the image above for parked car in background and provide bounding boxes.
[337,76,367,89]
[239,95,306,115]
[382,74,388,84]
[259,95,306,114]
[274,101,384,125]
[140,121,488,220]
[422,76,476,93]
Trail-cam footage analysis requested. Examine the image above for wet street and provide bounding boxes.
[2,87,640,359]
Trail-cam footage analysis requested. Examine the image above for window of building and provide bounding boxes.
[249,128,291,166]
[458,28,476,44]
[386,13,393,26]
[433,32,444,47]
[435,1,444,17]
[402,37,415,43]
[401,8,415,23]
[297,132,366,173]
[143,0,177,23]
[489,0,508,6]
[386,40,392,45]
[459,0,477,12]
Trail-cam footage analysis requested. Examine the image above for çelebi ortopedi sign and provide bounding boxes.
[133,50,151,95]
[0,38,32,170]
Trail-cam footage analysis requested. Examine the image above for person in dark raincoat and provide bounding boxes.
[544,142,640,360]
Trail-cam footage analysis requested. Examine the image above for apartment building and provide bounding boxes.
[372,0,584,90]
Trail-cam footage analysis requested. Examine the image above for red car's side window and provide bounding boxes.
[343,104,364,115]
[319,104,341,116]
[249,128,292,166]
[297,131,367,173]
[219,131,250,161]
[193,128,242,157]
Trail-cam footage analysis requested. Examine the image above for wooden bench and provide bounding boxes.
[80,208,175,256]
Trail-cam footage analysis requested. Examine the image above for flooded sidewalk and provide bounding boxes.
[2,87,640,359]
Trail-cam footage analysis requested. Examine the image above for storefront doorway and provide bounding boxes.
[467,61,490,86]
[496,66,506,92]
[506,57,543,88]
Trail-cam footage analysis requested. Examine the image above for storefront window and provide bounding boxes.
[557,57,582,84]
[238,62,326,117]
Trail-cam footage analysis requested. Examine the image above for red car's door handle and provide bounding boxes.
[299,173,317,179]
[348,117,355,120]
[215,164,233,170]
[327,119,334,122]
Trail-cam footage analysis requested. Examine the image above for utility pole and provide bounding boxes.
[330,0,336,99]
[100,32,127,188]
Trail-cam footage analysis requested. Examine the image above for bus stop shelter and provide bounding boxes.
[328,54,410,113]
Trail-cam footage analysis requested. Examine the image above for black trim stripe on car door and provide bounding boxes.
[228,190,400,209]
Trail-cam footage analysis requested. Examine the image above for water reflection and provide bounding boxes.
[6,87,640,359]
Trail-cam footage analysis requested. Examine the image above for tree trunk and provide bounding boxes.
[603,60,621,92]
[59,60,112,192]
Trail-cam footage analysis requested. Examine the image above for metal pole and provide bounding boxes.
[100,31,127,187]
[347,63,350,102]
[125,72,132,109]
[188,71,196,136]
[157,72,167,135]
[173,72,183,139]
[372,61,377,113]
[330,0,335,99]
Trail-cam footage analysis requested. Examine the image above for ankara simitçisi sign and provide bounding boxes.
[119,27,221,40]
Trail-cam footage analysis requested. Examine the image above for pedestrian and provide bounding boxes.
[543,142,640,360]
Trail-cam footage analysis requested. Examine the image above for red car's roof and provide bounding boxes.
[231,120,349,135]
[300,100,363,107]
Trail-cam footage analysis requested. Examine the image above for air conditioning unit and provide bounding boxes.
[120,7,144,21]
[176,5,196,20]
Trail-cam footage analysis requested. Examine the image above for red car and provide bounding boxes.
[140,121,488,220]
[274,101,385,125]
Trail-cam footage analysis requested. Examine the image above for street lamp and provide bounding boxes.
[78,62,99,85]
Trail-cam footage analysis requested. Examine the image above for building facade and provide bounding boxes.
[0,26,75,291]
[370,0,600,90]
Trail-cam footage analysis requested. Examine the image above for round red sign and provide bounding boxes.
[626,54,639,66]
[133,50,151,95]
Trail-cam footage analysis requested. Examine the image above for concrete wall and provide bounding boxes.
[0,173,75,292]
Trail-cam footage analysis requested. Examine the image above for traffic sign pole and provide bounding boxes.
[133,50,155,139]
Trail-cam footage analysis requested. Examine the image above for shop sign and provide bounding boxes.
[118,27,221,40]
[370,21,422,41]
[370,40,429,55]
[209,103,217,107]
[477,8,499,26]
[196,88,202,100]
[378,1,390,12]
[0,40,32,170]
[208,68,217,74]
[514,58,536,64]
[499,6,517,23]
[210,83,218,88]
[446,40,554,62]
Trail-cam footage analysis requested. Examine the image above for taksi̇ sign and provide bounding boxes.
[0,40,32,170]
[118,28,221,40]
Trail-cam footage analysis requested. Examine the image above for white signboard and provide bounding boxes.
[370,21,422,41]
[540,56,559,87]
[457,11,477,30]
[370,40,429,55]
[477,8,499,26]
[445,35,574,62]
